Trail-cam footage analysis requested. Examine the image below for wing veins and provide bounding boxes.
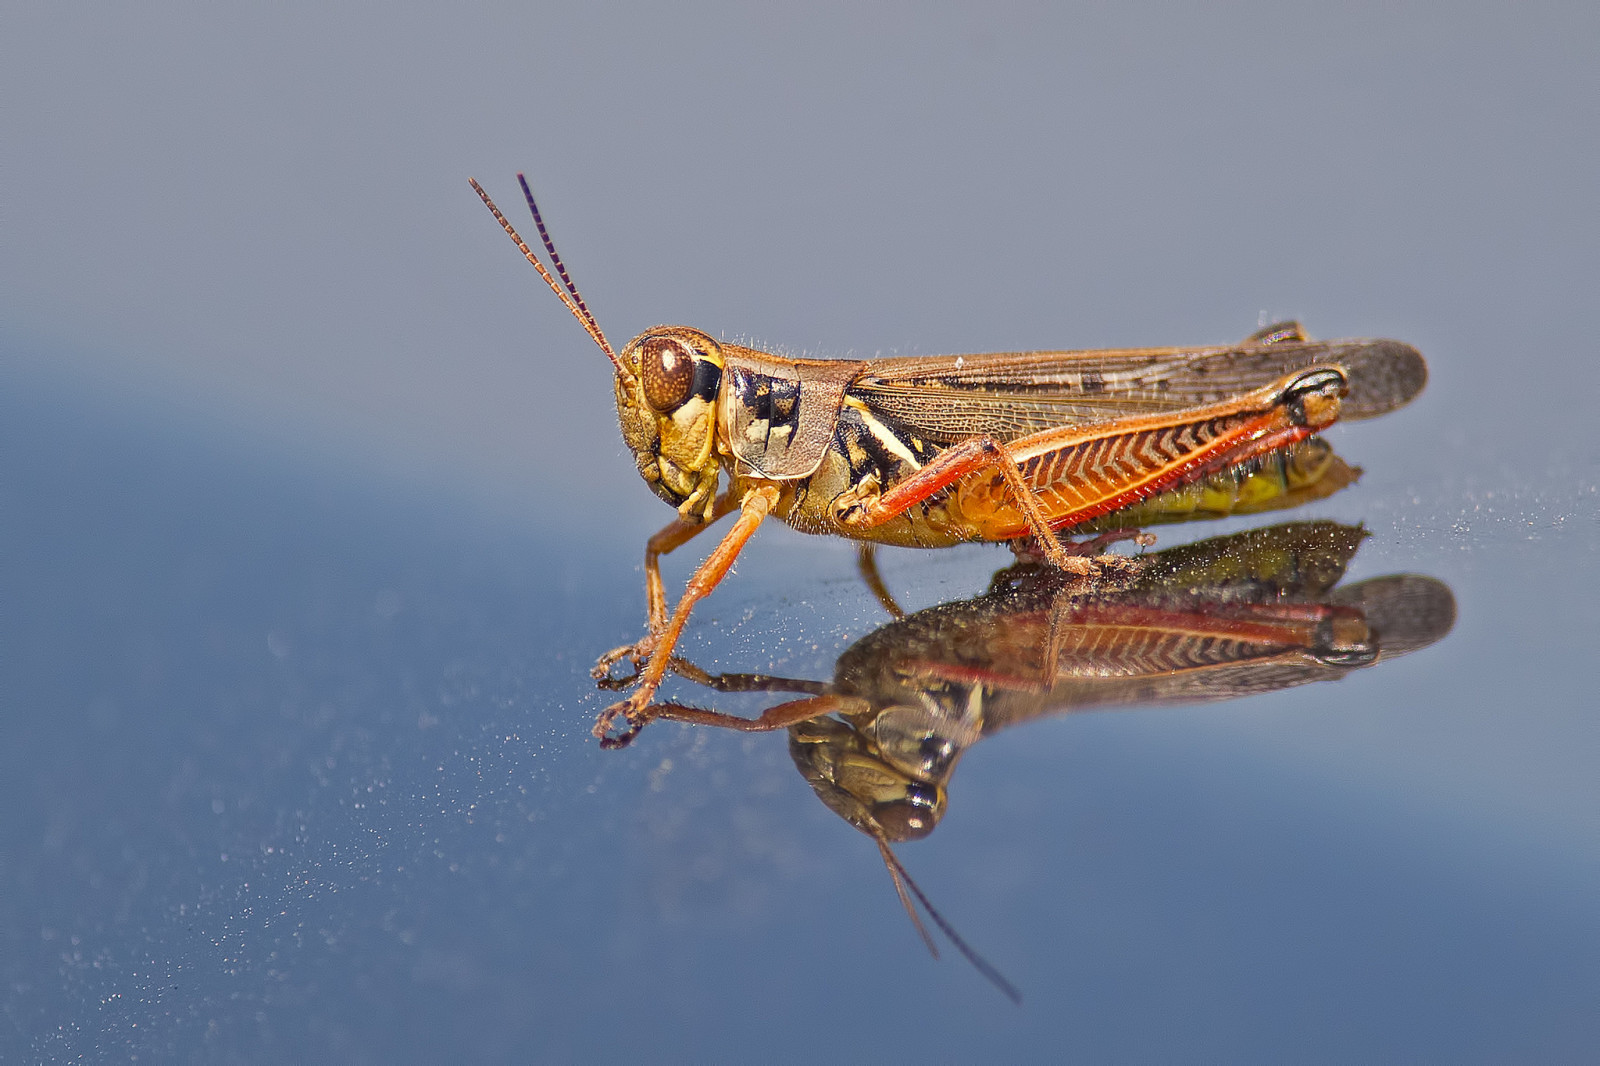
[850,339,1423,442]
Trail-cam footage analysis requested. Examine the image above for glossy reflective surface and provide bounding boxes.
[5,5,1600,1061]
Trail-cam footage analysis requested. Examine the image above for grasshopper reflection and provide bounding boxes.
[649,520,1455,1000]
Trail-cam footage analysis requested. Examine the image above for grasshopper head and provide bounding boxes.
[467,180,727,524]
[615,326,726,523]
[786,681,984,841]
[788,714,951,842]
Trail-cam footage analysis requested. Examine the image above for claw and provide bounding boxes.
[590,632,670,742]
[597,718,644,750]
[594,659,643,690]
[1065,528,1157,556]
[1010,527,1154,568]
[591,636,657,686]
[592,694,651,749]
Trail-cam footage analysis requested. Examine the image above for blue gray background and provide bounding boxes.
[4,4,1598,1061]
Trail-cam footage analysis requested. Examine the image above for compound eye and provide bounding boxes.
[640,335,696,413]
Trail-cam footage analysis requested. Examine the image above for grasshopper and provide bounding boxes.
[471,176,1427,749]
[645,520,1455,1000]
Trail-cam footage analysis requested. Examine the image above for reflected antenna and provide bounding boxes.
[876,835,1023,1005]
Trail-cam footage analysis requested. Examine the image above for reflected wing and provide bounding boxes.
[850,339,1425,444]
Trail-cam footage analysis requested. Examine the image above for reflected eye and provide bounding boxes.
[872,783,942,842]
[869,702,963,779]
[640,335,696,413]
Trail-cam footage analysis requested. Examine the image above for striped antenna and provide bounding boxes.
[470,177,620,371]
[517,174,607,346]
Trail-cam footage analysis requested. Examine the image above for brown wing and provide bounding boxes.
[850,338,1425,444]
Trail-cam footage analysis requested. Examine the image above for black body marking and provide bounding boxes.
[692,359,722,402]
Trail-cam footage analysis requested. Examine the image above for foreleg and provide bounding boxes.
[594,484,780,747]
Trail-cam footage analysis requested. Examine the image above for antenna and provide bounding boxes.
[518,174,605,345]
[469,177,621,371]
[875,835,1023,1005]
